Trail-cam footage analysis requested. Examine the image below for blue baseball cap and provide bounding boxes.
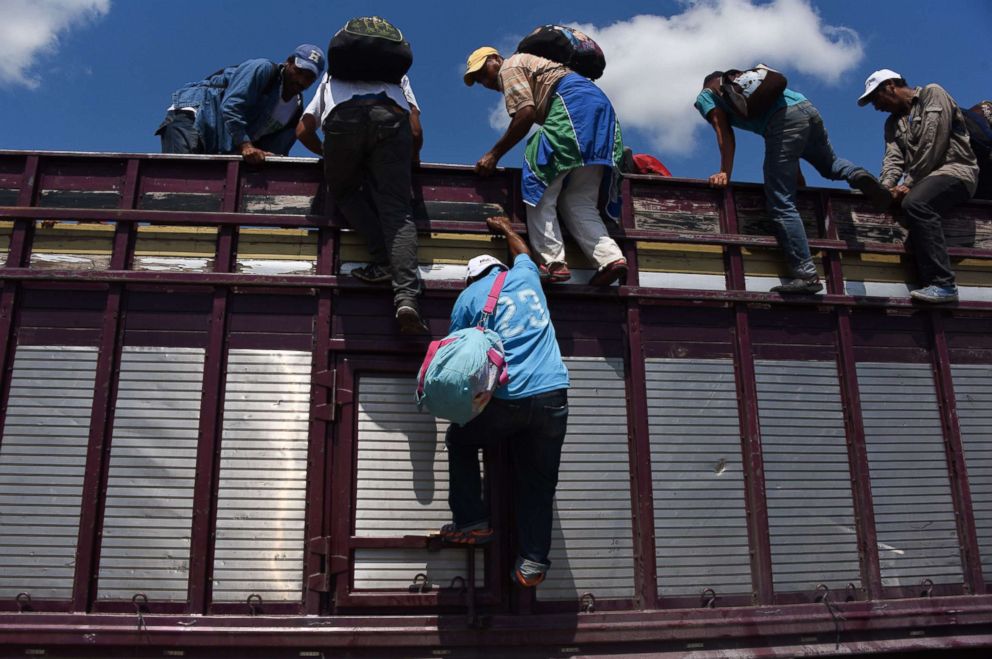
[292,44,325,77]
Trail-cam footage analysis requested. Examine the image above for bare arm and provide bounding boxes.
[486,215,530,260]
[295,113,322,156]
[476,105,537,176]
[707,106,736,187]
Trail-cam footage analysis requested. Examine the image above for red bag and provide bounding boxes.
[632,154,672,177]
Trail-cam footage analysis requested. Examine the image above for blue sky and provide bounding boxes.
[0,0,989,187]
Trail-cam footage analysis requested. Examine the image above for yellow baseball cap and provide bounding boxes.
[463,46,499,86]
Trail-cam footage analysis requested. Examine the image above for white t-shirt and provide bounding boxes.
[734,68,768,98]
[303,74,419,123]
[253,89,301,140]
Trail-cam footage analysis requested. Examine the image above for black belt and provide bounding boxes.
[339,96,405,111]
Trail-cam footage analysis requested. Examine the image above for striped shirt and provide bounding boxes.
[498,53,569,124]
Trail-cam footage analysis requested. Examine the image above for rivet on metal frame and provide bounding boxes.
[701,588,717,608]
[15,592,31,612]
[920,578,934,598]
[247,593,263,615]
[579,592,596,613]
[409,573,431,593]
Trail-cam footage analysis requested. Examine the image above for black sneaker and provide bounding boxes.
[396,304,429,335]
[849,170,892,212]
[351,263,392,284]
[771,276,824,294]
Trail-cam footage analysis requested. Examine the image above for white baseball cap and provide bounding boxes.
[466,254,507,281]
[858,69,902,106]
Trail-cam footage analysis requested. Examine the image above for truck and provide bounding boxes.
[1,150,991,657]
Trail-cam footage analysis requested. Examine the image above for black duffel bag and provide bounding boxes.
[516,25,606,80]
[328,16,412,84]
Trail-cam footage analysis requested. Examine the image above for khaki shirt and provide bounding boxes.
[881,84,978,194]
[498,53,569,124]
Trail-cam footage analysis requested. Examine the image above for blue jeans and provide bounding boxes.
[445,389,568,565]
[763,101,861,277]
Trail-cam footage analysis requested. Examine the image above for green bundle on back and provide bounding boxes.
[327,16,413,84]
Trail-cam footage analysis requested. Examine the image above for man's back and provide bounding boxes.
[498,53,570,124]
[450,254,568,399]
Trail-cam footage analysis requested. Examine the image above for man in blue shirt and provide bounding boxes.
[156,44,324,164]
[695,68,889,293]
[440,215,569,588]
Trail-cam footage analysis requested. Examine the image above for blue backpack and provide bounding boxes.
[416,271,510,425]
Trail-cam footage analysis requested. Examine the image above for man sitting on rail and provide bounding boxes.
[857,69,979,304]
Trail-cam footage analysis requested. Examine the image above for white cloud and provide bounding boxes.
[548,0,863,155]
[0,0,110,89]
[489,99,510,131]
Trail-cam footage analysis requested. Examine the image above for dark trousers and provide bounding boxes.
[322,101,421,308]
[156,110,202,154]
[445,389,568,565]
[901,175,972,288]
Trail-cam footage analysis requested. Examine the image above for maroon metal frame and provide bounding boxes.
[930,310,987,595]
[1,151,992,651]
[72,160,138,614]
[187,162,238,615]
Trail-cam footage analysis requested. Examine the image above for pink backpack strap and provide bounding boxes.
[479,270,507,326]
[416,336,460,397]
[487,348,510,386]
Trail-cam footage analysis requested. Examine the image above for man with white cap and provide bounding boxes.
[463,46,628,287]
[439,215,569,589]
[157,44,325,164]
[858,69,979,303]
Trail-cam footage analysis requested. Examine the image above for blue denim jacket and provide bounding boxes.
[170,58,299,155]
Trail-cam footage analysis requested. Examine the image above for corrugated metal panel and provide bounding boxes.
[538,357,634,602]
[355,376,450,536]
[354,549,483,590]
[755,360,862,593]
[0,346,98,599]
[211,349,310,602]
[353,375,480,587]
[951,364,992,574]
[647,358,752,597]
[354,359,634,601]
[857,362,963,586]
[97,347,204,601]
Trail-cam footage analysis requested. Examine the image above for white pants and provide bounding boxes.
[525,165,624,270]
